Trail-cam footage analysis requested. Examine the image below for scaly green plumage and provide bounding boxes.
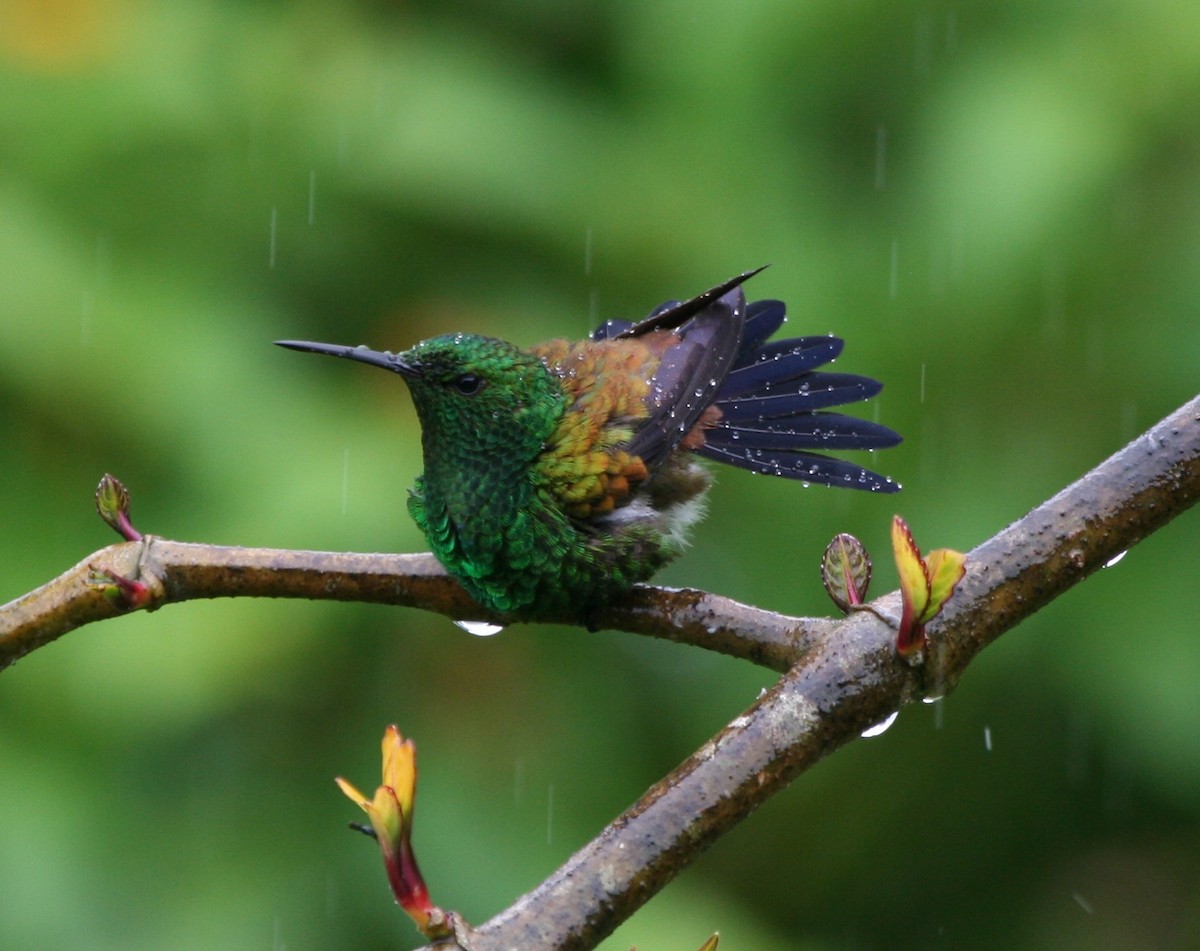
[401,332,701,613]
[276,270,901,616]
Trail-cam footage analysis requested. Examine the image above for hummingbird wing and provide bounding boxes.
[610,272,758,471]
[595,292,902,492]
[694,299,902,491]
[534,273,901,521]
[527,272,757,521]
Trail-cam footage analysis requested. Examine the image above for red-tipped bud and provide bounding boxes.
[95,474,141,541]
[891,515,965,661]
[86,564,152,610]
[337,726,456,940]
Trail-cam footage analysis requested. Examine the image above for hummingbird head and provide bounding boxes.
[395,333,565,459]
[276,333,565,467]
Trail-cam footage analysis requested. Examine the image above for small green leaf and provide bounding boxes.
[919,548,966,624]
[890,516,967,660]
[891,515,928,639]
[821,533,872,612]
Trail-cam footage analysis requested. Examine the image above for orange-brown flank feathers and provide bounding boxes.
[532,331,711,521]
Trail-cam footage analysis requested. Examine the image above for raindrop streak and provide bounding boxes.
[454,620,505,637]
[862,711,899,738]
[583,227,593,276]
[82,234,111,347]
[920,363,927,403]
[81,292,93,347]
[914,10,933,77]
[1119,402,1138,442]
[269,207,278,268]
[1073,892,1095,915]
[308,171,316,225]
[874,124,887,190]
[325,874,339,920]
[1104,549,1128,568]
[95,233,111,289]
[546,783,555,845]
[983,726,993,752]
[889,239,899,299]
[341,448,350,515]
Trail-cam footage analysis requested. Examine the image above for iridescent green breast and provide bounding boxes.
[404,331,715,615]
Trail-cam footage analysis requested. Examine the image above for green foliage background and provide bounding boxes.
[2,2,1198,948]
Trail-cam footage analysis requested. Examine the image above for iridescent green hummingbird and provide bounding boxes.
[276,269,900,616]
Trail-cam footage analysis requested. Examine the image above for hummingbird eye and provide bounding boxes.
[451,373,485,396]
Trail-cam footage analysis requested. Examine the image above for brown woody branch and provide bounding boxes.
[444,394,1200,950]
[0,543,823,672]
[1,396,1197,951]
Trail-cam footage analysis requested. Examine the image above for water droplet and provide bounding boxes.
[1103,549,1128,568]
[861,711,899,738]
[983,725,993,751]
[453,620,505,637]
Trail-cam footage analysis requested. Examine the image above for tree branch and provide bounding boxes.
[437,394,1200,950]
[3,396,1197,951]
[1,539,823,673]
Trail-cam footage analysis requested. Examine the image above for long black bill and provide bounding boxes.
[274,340,415,376]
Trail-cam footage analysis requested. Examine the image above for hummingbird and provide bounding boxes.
[276,269,900,616]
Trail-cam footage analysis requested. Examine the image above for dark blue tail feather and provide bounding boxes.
[704,299,901,492]
[737,299,787,359]
[594,289,901,492]
[698,442,899,491]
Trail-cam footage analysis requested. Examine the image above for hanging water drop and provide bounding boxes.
[453,619,505,637]
[861,710,899,738]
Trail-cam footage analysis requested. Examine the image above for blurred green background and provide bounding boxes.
[2,1,1198,949]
